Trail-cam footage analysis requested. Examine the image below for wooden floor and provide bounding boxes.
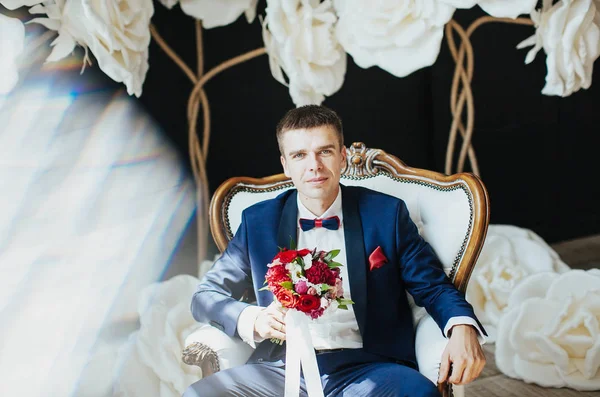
[465,235,600,397]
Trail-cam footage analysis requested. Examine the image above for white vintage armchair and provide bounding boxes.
[182,142,490,397]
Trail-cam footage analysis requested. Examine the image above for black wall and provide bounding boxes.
[139,3,600,244]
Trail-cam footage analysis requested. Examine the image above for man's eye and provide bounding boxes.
[293,153,305,159]
[321,150,331,155]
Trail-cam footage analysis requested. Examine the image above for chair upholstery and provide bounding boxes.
[183,142,490,397]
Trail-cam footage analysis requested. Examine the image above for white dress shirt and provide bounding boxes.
[236,189,484,348]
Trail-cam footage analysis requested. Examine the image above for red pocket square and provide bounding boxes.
[369,246,388,271]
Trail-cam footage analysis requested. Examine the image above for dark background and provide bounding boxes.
[72,3,600,244]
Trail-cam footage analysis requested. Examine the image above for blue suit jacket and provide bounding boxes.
[192,185,483,368]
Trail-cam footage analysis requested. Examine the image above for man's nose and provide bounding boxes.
[307,153,322,170]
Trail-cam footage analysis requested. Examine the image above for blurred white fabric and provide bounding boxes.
[0,83,195,397]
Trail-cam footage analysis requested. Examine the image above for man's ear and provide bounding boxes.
[281,155,290,177]
[340,146,347,169]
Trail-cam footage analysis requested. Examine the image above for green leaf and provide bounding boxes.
[336,298,354,306]
[280,281,293,290]
[328,261,343,269]
[323,252,332,262]
[289,236,296,250]
[258,286,270,292]
[337,305,348,310]
[328,249,340,259]
[320,284,330,291]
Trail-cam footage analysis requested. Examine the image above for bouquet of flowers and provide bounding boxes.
[260,246,354,344]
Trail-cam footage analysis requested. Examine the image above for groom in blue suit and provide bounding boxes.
[184,105,486,396]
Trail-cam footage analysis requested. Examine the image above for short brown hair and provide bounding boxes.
[276,105,344,155]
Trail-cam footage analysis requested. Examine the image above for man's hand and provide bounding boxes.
[254,302,288,341]
[438,325,486,385]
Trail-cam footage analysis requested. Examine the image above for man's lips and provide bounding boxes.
[307,177,327,183]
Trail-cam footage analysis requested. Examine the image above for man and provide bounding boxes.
[184,105,486,396]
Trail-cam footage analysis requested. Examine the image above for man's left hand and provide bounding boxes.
[437,325,486,385]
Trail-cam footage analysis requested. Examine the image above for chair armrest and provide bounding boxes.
[415,315,464,397]
[182,324,254,377]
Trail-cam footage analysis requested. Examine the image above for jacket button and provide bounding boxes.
[257,358,263,363]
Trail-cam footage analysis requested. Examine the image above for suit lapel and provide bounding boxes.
[262,189,298,359]
[277,189,298,250]
[341,185,367,336]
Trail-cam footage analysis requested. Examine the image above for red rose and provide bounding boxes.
[275,289,298,308]
[297,249,311,257]
[274,249,298,264]
[265,265,290,285]
[324,268,338,286]
[297,294,320,313]
[305,261,330,284]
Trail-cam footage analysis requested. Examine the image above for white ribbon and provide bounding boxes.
[284,310,324,397]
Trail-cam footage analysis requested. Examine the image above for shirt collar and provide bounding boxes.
[297,187,343,221]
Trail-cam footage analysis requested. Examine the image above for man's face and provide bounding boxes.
[279,126,346,207]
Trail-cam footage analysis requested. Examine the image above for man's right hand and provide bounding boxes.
[254,301,287,341]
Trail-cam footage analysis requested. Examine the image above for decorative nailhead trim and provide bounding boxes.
[223,174,474,281]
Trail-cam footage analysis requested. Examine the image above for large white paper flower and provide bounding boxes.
[496,269,600,390]
[466,225,569,341]
[518,0,600,97]
[26,0,154,97]
[114,275,203,397]
[158,0,258,28]
[263,0,346,106]
[0,13,25,95]
[334,0,461,78]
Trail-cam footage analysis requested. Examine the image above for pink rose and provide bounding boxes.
[309,307,325,319]
[295,280,308,294]
[307,287,317,295]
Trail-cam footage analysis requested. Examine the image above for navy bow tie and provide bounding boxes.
[299,216,340,231]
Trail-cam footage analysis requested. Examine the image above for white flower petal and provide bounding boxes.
[440,0,477,9]
[0,0,44,10]
[546,269,600,302]
[513,355,566,387]
[479,0,537,19]
[158,0,178,9]
[27,16,61,31]
[528,0,600,97]
[495,269,600,390]
[180,0,255,29]
[506,272,558,308]
[335,0,454,78]
[264,0,345,105]
[495,307,520,377]
[46,32,77,62]
[0,14,25,95]
[509,298,563,358]
[466,225,568,330]
[53,0,155,97]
